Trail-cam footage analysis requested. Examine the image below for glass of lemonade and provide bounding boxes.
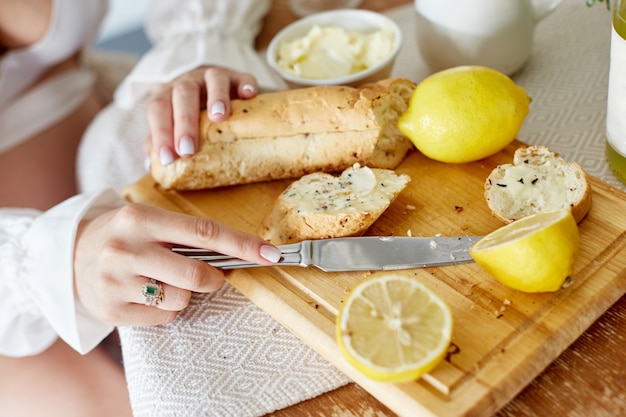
[606,0,626,184]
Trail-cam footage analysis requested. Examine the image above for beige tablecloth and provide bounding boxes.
[119,1,621,416]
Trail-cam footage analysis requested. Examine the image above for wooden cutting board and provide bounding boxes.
[124,140,626,417]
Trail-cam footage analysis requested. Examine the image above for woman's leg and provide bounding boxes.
[0,338,132,417]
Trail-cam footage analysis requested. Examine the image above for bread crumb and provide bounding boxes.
[495,299,512,318]
[406,204,416,211]
[407,229,412,237]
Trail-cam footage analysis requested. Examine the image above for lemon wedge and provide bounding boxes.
[398,65,530,163]
[336,273,453,383]
[470,208,580,292]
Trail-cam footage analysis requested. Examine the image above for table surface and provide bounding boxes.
[257,1,626,416]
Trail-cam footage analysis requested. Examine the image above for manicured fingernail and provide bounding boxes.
[178,135,195,156]
[144,156,152,172]
[260,245,281,263]
[242,84,255,93]
[210,101,225,116]
[159,146,175,166]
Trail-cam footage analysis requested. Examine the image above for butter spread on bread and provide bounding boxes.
[259,164,410,244]
[150,78,415,190]
[485,146,591,223]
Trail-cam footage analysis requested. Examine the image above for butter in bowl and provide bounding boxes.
[266,10,403,88]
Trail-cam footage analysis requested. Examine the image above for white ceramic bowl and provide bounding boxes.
[266,9,403,88]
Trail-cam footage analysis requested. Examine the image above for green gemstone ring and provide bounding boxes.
[141,279,164,306]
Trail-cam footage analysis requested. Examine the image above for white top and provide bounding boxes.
[0,0,107,154]
[0,0,285,357]
[0,191,124,356]
[114,0,286,108]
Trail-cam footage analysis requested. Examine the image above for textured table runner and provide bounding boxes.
[390,0,621,190]
[119,1,621,416]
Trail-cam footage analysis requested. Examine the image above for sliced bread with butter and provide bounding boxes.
[259,164,410,245]
[484,146,592,223]
[151,78,416,190]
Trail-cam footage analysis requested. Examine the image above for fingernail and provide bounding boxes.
[144,156,152,172]
[242,84,255,94]
[260,245,281,263]
[178,135,195,156]
[210,101,225,116]
[159,146,175,166]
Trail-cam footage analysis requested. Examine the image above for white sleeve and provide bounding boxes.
[113,0,287,109]
[0,189,126,357]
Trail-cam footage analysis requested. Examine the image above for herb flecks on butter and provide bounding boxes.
[282,165,406,214]
[490,161,582,220]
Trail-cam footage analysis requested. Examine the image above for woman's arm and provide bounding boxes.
[0,191,119,357]
[1,186,281,356]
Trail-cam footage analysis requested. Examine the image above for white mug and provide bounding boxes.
[414,0,563,75]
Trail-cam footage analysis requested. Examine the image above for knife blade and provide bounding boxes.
[173,235,481,272]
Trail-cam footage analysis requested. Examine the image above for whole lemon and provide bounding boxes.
[398,66,531,163]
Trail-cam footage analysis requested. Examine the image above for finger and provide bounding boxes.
[204,67,232,123]
[125,204,281,265]
[166,213,280,265]
[171,78,201,158]
[108,205,280,290]
[143,134,153,172]
[131,247,227,294]
[235,74,259,98]
[147,86,176,166]
[143,133,152,157]
[233,72,258,99]
[114,303,179,327]
[132,277,193,312]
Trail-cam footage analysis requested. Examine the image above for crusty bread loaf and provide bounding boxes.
[151,78,416,190]
[259,164,410,244]
[484,146,592,223]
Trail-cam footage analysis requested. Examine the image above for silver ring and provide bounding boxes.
[141,279,164,306]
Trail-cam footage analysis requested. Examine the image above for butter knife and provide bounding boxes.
[173,235,481,272]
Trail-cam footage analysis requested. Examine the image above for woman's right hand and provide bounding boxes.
[146,66,258,167]
[72,203,280,326]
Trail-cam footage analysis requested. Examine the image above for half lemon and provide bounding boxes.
[470,208,580,292]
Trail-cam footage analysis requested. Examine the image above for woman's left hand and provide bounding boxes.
[146,66,258,166]
[73,203,280,327]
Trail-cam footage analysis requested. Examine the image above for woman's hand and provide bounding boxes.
[147,66,258,166]
[73,203,280,326]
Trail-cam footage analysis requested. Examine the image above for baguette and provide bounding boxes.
[484,146,592,223]
[151,78,416,190]
[259,164,410,245]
